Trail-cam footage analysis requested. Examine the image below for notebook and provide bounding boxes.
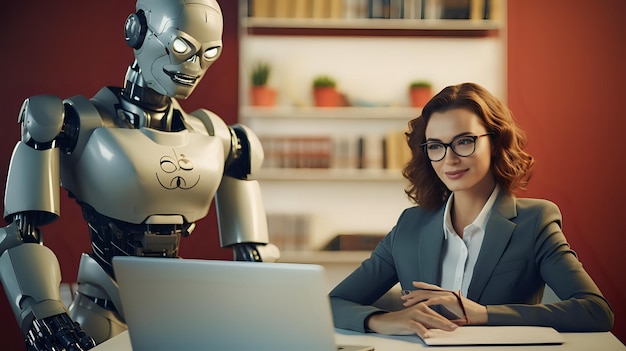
[112,256,374,351]
[421,326,565,346]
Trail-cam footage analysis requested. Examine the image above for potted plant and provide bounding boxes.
[312,75,341,107]
[408,80,433,108]
[250,62,276,107]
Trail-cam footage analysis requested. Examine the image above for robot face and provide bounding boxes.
[133,0,223,99]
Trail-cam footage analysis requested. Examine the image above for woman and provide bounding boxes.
[328,82,614,338]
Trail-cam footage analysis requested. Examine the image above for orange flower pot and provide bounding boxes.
[313,87,341,107]
[409,87,432,108]
[251,86,276,107]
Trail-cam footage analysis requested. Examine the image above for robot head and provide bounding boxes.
[124,0,223,99]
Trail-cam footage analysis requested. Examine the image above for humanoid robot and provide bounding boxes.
[0,0,279,349]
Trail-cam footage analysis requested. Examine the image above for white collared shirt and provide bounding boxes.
[440,186,500,296]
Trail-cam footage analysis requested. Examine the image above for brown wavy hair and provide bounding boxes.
[402,82,534,210]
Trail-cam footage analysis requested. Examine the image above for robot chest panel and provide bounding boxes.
[62,127,225,224]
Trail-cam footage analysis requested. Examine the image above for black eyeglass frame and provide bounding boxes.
[420,133,492,162]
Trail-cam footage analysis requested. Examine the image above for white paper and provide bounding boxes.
[422,326,566,346]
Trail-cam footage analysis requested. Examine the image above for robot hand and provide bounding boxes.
[232,242,280,262]
[25,312,96,351]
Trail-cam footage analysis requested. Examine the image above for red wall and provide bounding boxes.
[508,0,626,343]
[1,0,625,349]
[0,1,239,349]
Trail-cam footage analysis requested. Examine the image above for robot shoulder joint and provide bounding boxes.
[18,95,65,144]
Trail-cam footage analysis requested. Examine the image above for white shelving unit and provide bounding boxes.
[238,0,507,262]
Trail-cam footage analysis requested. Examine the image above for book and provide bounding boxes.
[312,0,331,18]
[423,0,441,19]
[440,0,470,19]
[389,0,404,18]
[357,135,384,169]
[347,0,370,18]
[487,0,503,21]
[251,0,274,18]
[331,135,356,169]
[384,130,410,170]
[324,234,386,251]
[329,0,344,18]
[470,0,485,20]
[403,0,423,19]
[368,0,385,18]
[292,0,311,18]
[274,0,292,18]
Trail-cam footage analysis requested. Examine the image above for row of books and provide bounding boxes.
[267,213,312,251]
[259,131,411,170]
[247,0,502,20]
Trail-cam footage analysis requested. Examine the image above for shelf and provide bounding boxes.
[252,168,406,181]
[242,17,501,37]
[240,106,421,120]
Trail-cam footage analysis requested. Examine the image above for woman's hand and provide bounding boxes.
[366,300,458,338]
[401,282,488,326]
[366,282,489,338]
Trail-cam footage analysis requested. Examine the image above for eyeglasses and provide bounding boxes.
[421,133,492,162]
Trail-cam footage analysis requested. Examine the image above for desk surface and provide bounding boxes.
[93,328,625,351]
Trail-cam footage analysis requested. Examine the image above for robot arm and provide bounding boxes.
[1,95,96,350]
[191,110,279,262]
[4,95,66,242]
[217,124,280,262]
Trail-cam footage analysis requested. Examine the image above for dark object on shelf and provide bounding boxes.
[324,234,386,251]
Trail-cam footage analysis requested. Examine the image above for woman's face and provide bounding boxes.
[424,108,495,196]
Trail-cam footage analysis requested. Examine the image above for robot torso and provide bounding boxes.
[60,87,226,266]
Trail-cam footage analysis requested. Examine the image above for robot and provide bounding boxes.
[0,0,279,349]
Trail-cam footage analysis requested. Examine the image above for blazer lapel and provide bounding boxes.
[467,193,518,301]
[417,208,445,285]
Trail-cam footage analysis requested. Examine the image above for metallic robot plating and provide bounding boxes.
[0,0,279,349]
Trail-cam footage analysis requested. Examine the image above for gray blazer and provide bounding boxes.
[329,192,614,332]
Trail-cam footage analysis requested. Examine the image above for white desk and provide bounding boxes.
[335,328,626,351]
[93,328,625,351]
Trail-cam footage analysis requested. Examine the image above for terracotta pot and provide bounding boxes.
[251,86,276,107]
[409,87,432,108]
[313,87,340,107]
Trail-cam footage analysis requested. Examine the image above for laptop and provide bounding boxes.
[112,256,374,351]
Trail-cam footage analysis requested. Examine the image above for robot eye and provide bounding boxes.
[204,47,219,59]
[172,38,190,54]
